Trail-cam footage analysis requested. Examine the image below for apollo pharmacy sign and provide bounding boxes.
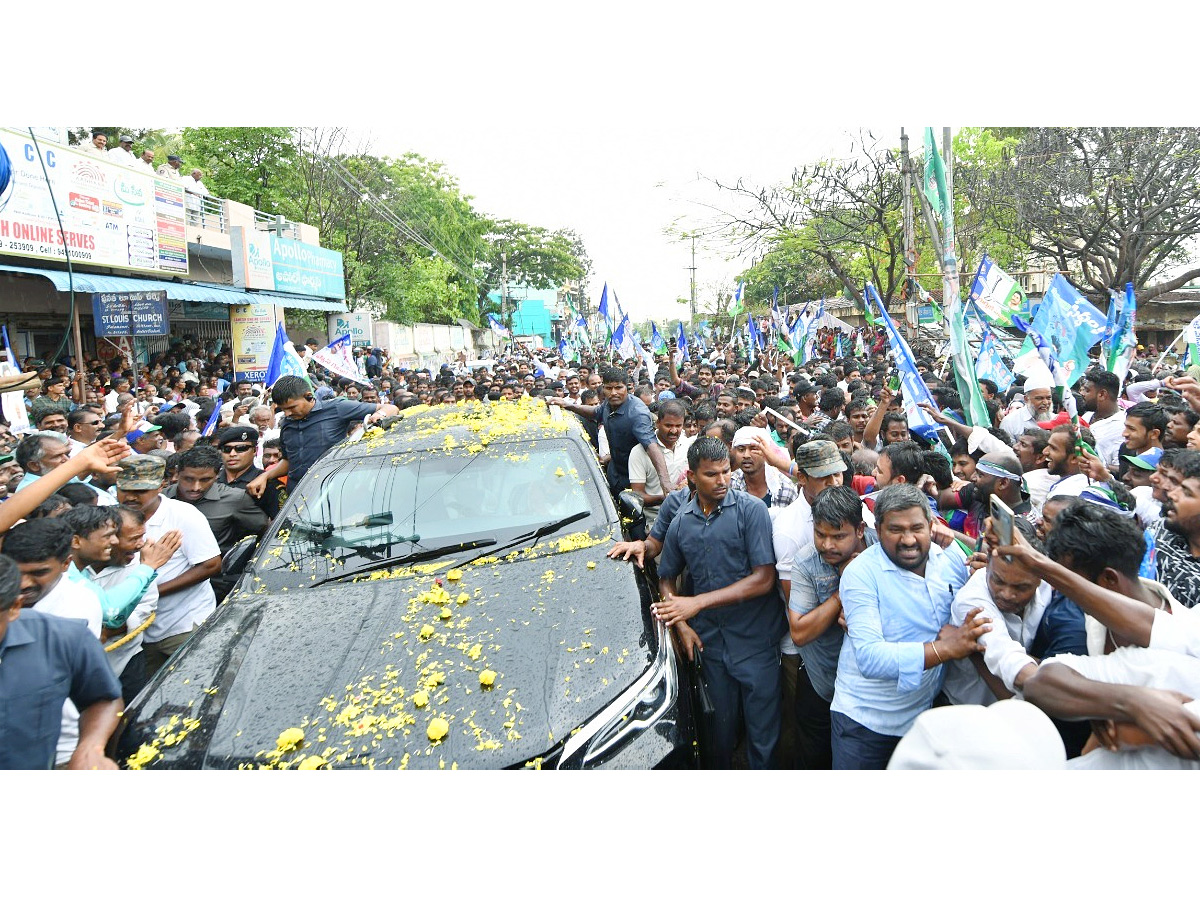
[231,226,345,300]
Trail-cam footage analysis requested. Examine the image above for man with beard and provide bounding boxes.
[831,484,990,769]
[931,451,1033,539]
[1015,428,1056,517]
[1044,424,1099,500]
[166,445,269,559]
[1149,448,1200,608]
[1001,367,1056,441]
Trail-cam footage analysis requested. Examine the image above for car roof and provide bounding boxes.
[323,396,586,462]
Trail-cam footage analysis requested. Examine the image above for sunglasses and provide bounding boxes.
[221,444,255,453]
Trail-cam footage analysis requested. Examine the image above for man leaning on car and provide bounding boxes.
[651,436,785,769]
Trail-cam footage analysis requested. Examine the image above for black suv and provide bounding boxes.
[114,398,698,769]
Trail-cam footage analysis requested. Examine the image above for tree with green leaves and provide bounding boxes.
[978,127,1200,299]
[181,126,298,212]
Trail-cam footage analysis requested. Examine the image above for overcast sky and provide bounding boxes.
[363,120,883,322]
[12,4,1172,326]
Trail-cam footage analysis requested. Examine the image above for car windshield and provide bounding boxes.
[253,437,609,583]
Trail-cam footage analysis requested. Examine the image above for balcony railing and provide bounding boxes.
[184,195,303,240]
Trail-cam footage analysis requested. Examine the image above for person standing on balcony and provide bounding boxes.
[156,154,183,181]
[107,135,137,168]
[135,149,156,175]
[185,169,210,197]
[81,131,107,158]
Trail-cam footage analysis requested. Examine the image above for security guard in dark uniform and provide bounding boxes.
[653,436,785,769]
[216,425,281,520]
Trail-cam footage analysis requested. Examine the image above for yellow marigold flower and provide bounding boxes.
[479,669,497,687]
[275,727,305,752]
[297,755,327,770]
[427,718,449,741]
[446,569,463,582]
[419,624,436,640]
[412,690,430,708]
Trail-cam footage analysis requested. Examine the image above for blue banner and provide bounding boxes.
[865,284,943,443]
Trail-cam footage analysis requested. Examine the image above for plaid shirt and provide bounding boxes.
[730,465,799,509]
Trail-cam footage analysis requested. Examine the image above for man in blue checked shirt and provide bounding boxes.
[831,484,992,769]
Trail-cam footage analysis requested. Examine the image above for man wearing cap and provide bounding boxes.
[1120,447,1164,526]
[127,419,165,455]
[107,135,137,168]
[1000,365,1056,441]
[730,426,798,512]
[793,380,819,422]
[115,455,222,677]
[156,154,184,180]
[216,425,281,520]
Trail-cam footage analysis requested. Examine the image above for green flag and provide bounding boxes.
[924,127,949,221]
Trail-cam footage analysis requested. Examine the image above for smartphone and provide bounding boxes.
[888,375,901,391]
[990,494,1015,562]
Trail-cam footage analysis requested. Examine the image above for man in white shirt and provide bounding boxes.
[627,399,691,529]
[107,135,138,168]
[113,455,222,678]
[4,517,105,767]
[81,131,108,158]
[942,544,1052,706]
[134,149,156,175]
[1080,369,1126,468]
[1000,365,1056,441]
[185,168,210,196]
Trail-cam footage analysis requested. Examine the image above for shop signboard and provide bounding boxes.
[0,127,188,276]
[327,311,373,347]
[232,226,345,300]
[91,290,169,337]
[230,302,283,383]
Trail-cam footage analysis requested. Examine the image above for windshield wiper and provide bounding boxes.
[290,512,396,543]
[306,539,496,588]
[463,511,592,565]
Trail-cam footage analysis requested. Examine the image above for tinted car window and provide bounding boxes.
[253,437,607,584]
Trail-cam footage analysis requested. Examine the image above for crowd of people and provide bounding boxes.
[3,320,1200,770]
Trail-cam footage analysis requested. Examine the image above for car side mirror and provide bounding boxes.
[617,490,645,539]
[223,535,257,577]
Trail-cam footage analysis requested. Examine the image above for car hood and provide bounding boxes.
[119,536,655,770]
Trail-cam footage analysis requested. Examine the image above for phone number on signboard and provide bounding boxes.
[0,239,94,260]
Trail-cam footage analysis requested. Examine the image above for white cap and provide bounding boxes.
[731,426,772,449]
[887,700,1066,770]
[1021,362,1055,393]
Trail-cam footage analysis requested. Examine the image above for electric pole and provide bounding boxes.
[901,128,917,340]
[687,235,698,325]
[500,251,509,332]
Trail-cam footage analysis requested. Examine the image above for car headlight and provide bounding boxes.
[557,619,678,769]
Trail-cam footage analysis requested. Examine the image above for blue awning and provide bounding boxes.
[0,263,347,311]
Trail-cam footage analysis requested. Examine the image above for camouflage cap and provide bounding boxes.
[793,439,846,479]
[116,455,166,490]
